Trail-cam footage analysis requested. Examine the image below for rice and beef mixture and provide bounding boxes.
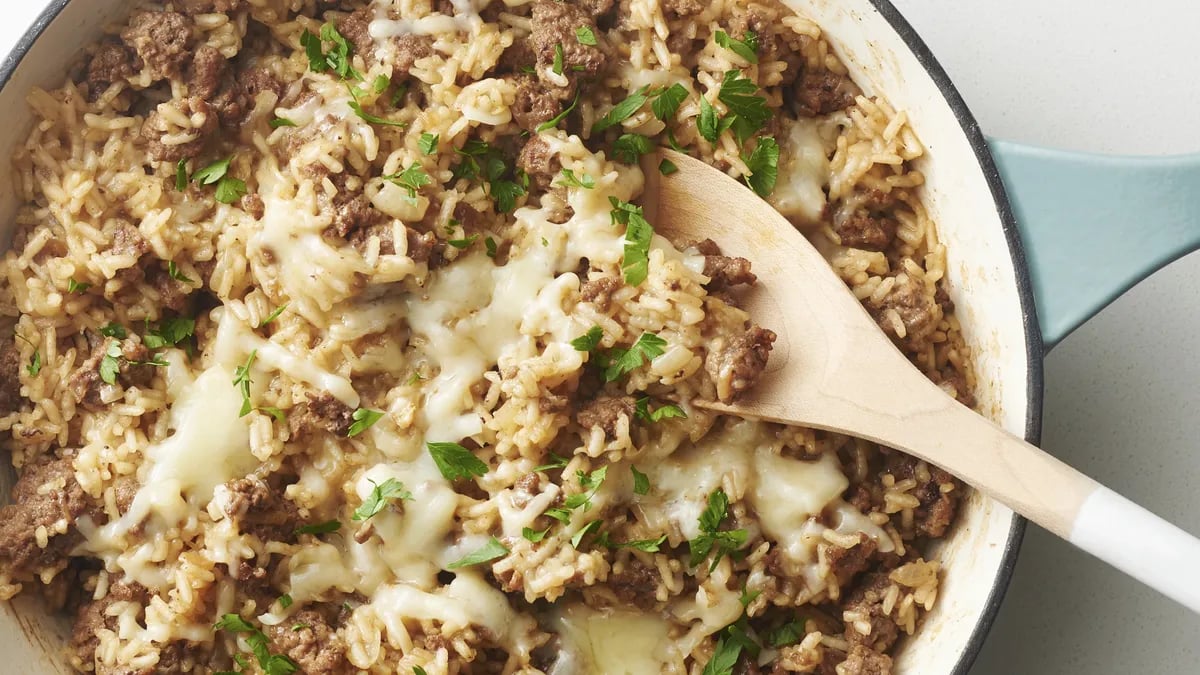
[0,0,975,673]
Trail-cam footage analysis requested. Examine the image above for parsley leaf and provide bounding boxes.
[215,614,301,675]
[142,317,194,349]
[484,236,498,258]
[300,29,326,73]
[418,132,439,155]
[552,43,565,75]
[592,85,650,133]
[26,348,40,376]
[278,594,293,609]
[214,614,256,633]
[352,478,411,521]
[452,141,526,212]
[601,332,666,382]
[98,340,123,385]
[347,408,384,437]
[232,350,257,418]
[167,261,193,284]
[575,26,597,46]
[303,23,360,80]
[766,619,805,648]
[634,396,688,422]
[214,177,248,204]
[532,453,570,472]
[447,537,509,568]
[175,159,188,191]
[701,633,743,675]
[522,527,549,542]
[618,534,667,552]
[536,91,580,132]
[491,179,526,213]
[570,326,603,352]
[563,466,607,512]
[447,234,479,250]
[612,133,653,164]
[427,441,488,481]
[651,83,688,121]
[718,70,771,144]
[385,164,432,203]
[570,520,602,548]
[659,158,679,176]
[295,520,341,536]
[99,322,127,339]
[714,30,759,63]
[698,95,720,143]
[193,157,231,186]
[67,278,90,293]
[349,99,407,127]
[742,137,779,198]
[415,668,429,675]
[608,196,654,286]
[689,488,748,572]
[259,304,288,327]
[270,117,297,129]
[556,168,595,189]
[631,466,650,495]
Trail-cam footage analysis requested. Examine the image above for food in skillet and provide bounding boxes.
[0,0,974,672]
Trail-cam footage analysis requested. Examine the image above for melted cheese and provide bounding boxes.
[550,605,676,674]
[368,0,481,39]
[768,118,829,225]
[749,449,848,558]
[646,421,757,540]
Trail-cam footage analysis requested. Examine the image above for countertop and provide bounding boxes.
[2,2,1197,673]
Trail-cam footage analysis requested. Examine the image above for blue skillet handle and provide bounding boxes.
[987,139,1200,350]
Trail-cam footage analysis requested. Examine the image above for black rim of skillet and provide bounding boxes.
[0,1,1044,671]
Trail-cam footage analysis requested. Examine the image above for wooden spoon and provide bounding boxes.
[644,149,1200,613]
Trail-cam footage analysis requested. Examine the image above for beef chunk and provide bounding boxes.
[704,326,776,403]
[609,559,660,609]
[329,194,384,238]
[517,136,561,192]
[834,189,898,251]
[288,392,355,439]
[85,43,137,99]
[453,202,489,233]
[839,644,893,675]
[579,275,621,311]
[842,573,899,651]
[147,266,192,313]
[494,41,536,75]
[0,456,94,579]
[242,66,285,103]
[241,193,265,220]
[265,609,348,674]
[337,6,375,55]
[530,1,607,78]
[222,476,301,542]
[576,395,635,436]
[70,582,148,671]
[0,340,23,414]
[872,276,940,350]
[110,221,149,259]
[142,97,217,163]
[883,453,959,537]
[576,0,616,19]
[703,255,756,290]
[187,45,225,99]
[120,11,192,80]
[392,35,435,78]
[510,74,571,132]
[68,337,157,409]
[662,0,704,17]
[347,221,440,264]
[793,68,858,117]
[823,533,878,588]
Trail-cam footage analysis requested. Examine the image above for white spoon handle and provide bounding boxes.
[1070,485,1200,613]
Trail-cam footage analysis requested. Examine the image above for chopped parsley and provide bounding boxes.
[232,350,257,417]
[532,453,570,472]
[702,632,745,675]
[612,133,653,164]
[570,520,602,548]
[608,196,654,286]
[634,396,687,422]
[536,91,580,132]
[98,340,124,385]
[689,488,748,572]
[575,26,597,46]
[368,73,391,94]
[99,322,127,339]
[15,335,41,377]
[347,408,384,437]
[447,537,509,569]
[658,158,679,176]
[452,141,526,212]
[651,83,688,121]
[66,278,90,294]
[698,95,720,143]
[214,614,301,675]
[295,520,342,536]
[192,157,248,205]
[718,69,771,143]
[167,261,193,284]
[556,168,595,189]
[447,234,479,250]
[743,137,780,198]
[484,236,498,258]
[714,30,759,64]
[352,478,411,521]
[617,534,667,552]
[766,619,806,648]
[591,85,650,133]
[563,466,607,512]
[175,159,188,191]
[418,132,439,155]
[215,177,248,204]
[414,668,429,675]
[269,117,297,129]
[142,317,195,349]
[384,164,432,203]
[348,83,407,127]
[631,466,650,495]
[302,23,360,80]
[600,332,666,382]
[552,43,565,75]
[258,304,288,327]
[427,441,488,481]
[570,326,603,352]
[277,594,293,609]
[522,527,549,542]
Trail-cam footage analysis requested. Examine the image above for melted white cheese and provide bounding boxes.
[749,449,848,559]
[769,118,829,225]
[550,605,677,675]
[368,0,481,39]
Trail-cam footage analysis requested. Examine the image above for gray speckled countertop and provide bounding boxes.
[3,1,1197,672]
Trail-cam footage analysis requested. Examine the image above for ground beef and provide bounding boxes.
[792,68,859,117]
[839,644,893,675]
[187,45,225,99]
[85,43,137,99]
[842,573,899,651]
[704,326,776,403]
[510,474,540,509]
[347,221,440,264]
[835,189,898,251]
[68,336,157,409]
[703,254,757,290]
[0,455,94,580]
[579,275,621,311]
[662,0,704,17]
[70,582,147,671]
[265,609,348,674]
[493,41,536,75]
[392,35,435,78]
[0,340,23,414]
[143,97,217,163]
[147,266,192,313]
[329,193,384,238]
[883,453,959,538]
[517,136,561,191]
[242,66,285,103]
[119,11,192,80]
[288,392,355,438]
[241,193,265,220]
[609,559,660,609]
[725,5,805,86]
[510,74,571,132]
[530,1,607,78]
[453,202,489,233]
[110,222,149,260]
[222,476,301,542]
[575,395,635,436]
[337,7,374,55]
[823,534,878,589]
[872,277,940,350]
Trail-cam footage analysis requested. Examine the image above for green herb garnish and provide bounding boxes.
[347,408,384,437]
[742,136,779,198]
[689,488,748,572]
[575,26,597,46]
[570,326,603,352]
[612,133,653,164]
[427,441,488,481]
[715,30,759,63]
[634,396,687,423]
[608,196,654,286]
[352,477,411,521]
[447,537,509,568]
[591,85,650,133]
[600,332,666,382]
[295,520,342,536]
[418,132,439,155]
